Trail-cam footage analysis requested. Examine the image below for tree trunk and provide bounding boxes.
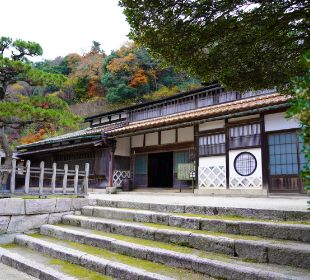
[0,127,13,188]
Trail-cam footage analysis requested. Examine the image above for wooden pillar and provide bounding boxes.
[10,159,16,194]
[73,165,79,194]
[51,162,57,194]
[24,160,31,194]
[62,164,68,194]
[194,125,199,188]
[225,119,230,189]
[260,115,269,192]
[39,161,44,195]
[83,163,89,195]
[108,149,115,188]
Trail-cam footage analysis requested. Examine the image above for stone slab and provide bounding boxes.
[25,199,56,215]
[0,199,25,216]
[55,198,73,212]
[48,211,74,224]
[7,214,49,233]
[0,216,10,234]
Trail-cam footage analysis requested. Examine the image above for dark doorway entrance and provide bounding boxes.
[148,152,173,187]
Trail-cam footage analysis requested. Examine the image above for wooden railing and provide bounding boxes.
[0,159,89,196]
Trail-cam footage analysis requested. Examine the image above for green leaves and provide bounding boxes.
[119,0,309,91]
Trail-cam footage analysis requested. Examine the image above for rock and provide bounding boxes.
[0,199,25,215]
[7,214,49,233]
[234,240,268,262]
[80,254,108,274]
[48,211,74,224]
[25,199,56,214]
[71,198,89,210]
[168,216,200,229]
[106,187,117,194]
[55,198,72,212]
[185,205,206,214]
[0,216,10,234]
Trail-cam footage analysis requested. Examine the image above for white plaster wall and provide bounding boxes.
[199,156,226,189]
[178,126,194,142]
[131,135,144,148]
[92,119,100,125]
[0,150,5,157]
[199,120,225,131]
[229,148,262,189]
[145,132,158,146]
[111,114,119,121]
[264,112,300,132]
[115,137,130,157]
[161,129,176,144]
[228,114,260,123]
[199,156,226,167]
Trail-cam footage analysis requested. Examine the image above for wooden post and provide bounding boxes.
[24,160,31,194]
[73,165,79,194]
[51,162,57,194]
[83,163,89,195]
[10,159,16,194]
[108,150,114,188]
[62,164,68,194]
[39,161,44,195]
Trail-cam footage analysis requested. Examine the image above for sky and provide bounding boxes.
[1,0,131,60]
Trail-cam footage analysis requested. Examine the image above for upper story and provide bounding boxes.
[85,84,277,127]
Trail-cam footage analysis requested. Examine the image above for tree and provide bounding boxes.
[119,0,309,91]
[287,51,310,191]
[0,37,68,186]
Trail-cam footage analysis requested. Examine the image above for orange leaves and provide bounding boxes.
[129,69,148,87]
[20,128,46,144]
[106,53,136,73]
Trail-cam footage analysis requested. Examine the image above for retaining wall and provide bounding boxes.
[0,198,93,238]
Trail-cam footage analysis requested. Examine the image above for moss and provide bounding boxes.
[35,234,206,280]
[49,258,112,280]
[174,213,310,225]
[0,243,18,249]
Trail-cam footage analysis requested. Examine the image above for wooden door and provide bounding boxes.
[267,130,305,193]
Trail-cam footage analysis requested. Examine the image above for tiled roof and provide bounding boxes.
[17,121,127,149]
[18,93,289,150]
[107,93,290,136]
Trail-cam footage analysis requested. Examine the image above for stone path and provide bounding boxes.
[89,192,310,211]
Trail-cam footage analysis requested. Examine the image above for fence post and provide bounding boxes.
[83,163,89,195]
[10,159,16,194]
[51,162,57,194]
[62,164,68,194]
[73,165,79,195]
[24,160,31,194]
[39,161,44,195]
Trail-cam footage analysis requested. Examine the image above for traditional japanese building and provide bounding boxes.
[16,84,307,195]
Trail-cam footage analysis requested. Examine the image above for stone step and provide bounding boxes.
[37,224,310,280]
[81,206,310,243]
[62,214,310,269]
[14,234,179,280]
[96,199,310,221]
[0,262,37,280]
[0,246,77,280]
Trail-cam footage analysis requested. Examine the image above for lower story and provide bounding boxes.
[19,111,307,195]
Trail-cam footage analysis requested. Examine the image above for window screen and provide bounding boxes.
[268,132,299,175]
[174,151,189,172]
[199,133,225,156]
[135,155,147,175]
[229,123,261,148]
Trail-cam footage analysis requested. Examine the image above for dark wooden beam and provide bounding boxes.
[225,119,230,189]
[260,114,269,192]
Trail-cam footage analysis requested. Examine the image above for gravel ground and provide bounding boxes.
[89,191,310,211]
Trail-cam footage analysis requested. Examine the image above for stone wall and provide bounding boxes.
[0,198,92,236]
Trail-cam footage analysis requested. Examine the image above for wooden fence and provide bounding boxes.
[0,159,89,196]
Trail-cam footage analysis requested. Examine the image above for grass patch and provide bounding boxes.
[0,243,18,249]
[175,213,310,225]
[34,234,206,280]
[50,258,112,280]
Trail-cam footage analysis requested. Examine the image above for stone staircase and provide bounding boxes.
[1,199,310,280]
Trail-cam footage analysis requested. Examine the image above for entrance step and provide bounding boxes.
[81,206,310,243]
[13,234,177,280]
[0,246,77,280]
[95,199,310,221]
[62,214,310,269]
[0,262,37,280]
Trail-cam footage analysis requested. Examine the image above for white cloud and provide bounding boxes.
[1,0,131,60]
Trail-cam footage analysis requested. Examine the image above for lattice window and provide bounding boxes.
[229,176,262,188]
[199,133,225,156]
[113,170,130,187]
[198,166,226,188]
[229,123,261,148]
[234,152,257,176]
